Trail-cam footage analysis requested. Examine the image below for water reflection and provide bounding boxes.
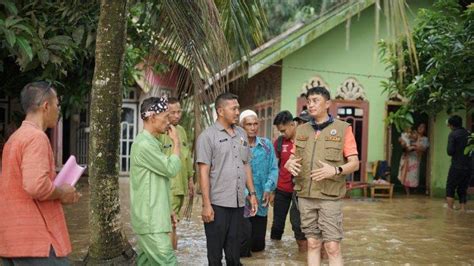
[65,179,474,264]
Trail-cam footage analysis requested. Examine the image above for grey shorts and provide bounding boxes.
[298,197,343,242]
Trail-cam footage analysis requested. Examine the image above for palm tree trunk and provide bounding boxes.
[86,0,135,264]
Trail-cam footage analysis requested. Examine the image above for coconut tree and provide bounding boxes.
[86,0,134,264]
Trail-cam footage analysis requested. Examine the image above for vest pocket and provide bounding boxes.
[293,177,304,192]
[324,141,343,162]
[320,178,344,197]
[295,139,307,157]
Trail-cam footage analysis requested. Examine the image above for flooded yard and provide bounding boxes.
[65,178,474,265]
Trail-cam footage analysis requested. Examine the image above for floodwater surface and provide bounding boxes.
[65,179,474,265]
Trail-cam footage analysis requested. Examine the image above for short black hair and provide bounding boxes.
[448,115,463,128]
[305,86,330,101]
[140,97,159,120]
[21,81,56,114]
[168,97,179,105]
[215,92,238,111]
[273,110,294,126]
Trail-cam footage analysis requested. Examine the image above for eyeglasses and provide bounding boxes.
[35,81,61,109]
[306,97,324,106]
[35,81,53,107]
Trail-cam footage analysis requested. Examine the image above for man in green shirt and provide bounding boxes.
[130,97,181,265]
[158,97,194,214]
[157,97,194,249]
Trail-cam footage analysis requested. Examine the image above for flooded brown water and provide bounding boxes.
[65,178,474,265]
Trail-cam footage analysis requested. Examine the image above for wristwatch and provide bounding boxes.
[249,191,257,196]
[337,166,343,175]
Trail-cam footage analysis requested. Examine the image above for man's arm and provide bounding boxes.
[199,163,211,209]
[310,156,359,181]
[447,133,456,156]
[199,163,214,223]
[245,164,258,215]
[338,155,359,175]
[311,126,360,181]
[196,132,214,223]
[47,184,81,204]
[22,135,80,203]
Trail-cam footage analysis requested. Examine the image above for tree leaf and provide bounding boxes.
[0,0,18,15]
[11,23,34,36]
[49,53,63,65]
[3,28,16,47]
[38,49,50,65]
[16,37,33,61]
[85,31,95,48]
[5,17,24,28]
[47,35,72,45]
[72,25,85,44]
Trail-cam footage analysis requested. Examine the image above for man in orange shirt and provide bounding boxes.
[0,81,81,265]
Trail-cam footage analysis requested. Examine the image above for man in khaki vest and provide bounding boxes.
[285,86,359,266]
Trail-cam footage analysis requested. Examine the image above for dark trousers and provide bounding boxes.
[240,218,252,258]
[240,215,268,257]
[249,215,268,252]
[204,205,243,266]
[1,246,69,266]
[271,189,305,240]
[446,167,472,204]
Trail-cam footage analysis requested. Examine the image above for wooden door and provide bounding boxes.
[329,100,369,183]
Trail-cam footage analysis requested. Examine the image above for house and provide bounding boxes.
[230,0,473,197]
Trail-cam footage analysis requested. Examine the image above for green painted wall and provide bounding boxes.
[278,1,461,197]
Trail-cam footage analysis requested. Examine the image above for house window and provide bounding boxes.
[123,87,138,102]
[255,100,274,140]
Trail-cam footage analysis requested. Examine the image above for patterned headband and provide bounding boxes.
[141,97,168,119]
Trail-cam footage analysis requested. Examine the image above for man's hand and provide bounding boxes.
[310,160,336,181]
[262,192,271,208]
[249,195,258,216]
[168,125,180,144]
[284,155,302,176]
[171,212,178,228]
[58,184,81,204]
[188,178,195,197]
[269,192,275,207]
[201,204,214,223]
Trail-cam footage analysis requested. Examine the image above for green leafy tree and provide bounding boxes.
[0,0,99,117]
[380,0,474,130]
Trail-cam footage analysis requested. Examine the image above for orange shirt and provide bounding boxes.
[342,126,358,157]
[0,121,71,257]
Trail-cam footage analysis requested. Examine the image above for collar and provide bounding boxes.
[250,137,264,147]
[142,129,155,139]
[215,120,236,131]
[309,114,334,132]
[22,120,42,131]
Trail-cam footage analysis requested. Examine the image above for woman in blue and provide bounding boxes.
[240,110,278,253]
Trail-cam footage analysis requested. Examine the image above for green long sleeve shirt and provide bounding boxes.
[130,130,181,234]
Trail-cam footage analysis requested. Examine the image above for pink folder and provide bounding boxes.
[54,155,86,187]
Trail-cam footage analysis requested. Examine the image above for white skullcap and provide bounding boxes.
[239,109,258,124]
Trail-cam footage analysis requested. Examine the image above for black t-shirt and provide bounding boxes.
[447,128,471,170]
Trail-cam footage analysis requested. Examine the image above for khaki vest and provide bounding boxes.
[294,119,349,199]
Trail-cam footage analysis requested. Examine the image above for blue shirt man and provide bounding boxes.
[240,110,278,253]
